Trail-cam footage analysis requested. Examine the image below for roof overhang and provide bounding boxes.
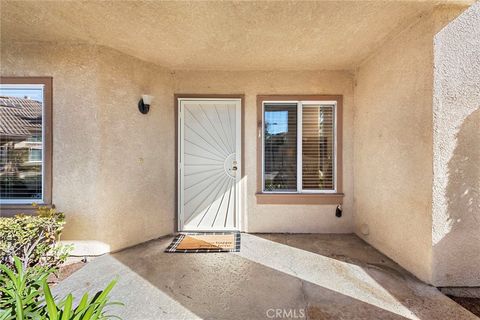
[0,0,474,71]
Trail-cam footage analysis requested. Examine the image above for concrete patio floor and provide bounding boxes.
[53,234,478,319]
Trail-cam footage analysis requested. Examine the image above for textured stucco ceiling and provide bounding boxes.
[0,0,472,71]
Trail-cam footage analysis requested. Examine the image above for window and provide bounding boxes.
[302,103,335,191]
[264,103,297,191]
[257,95,343,204]
[0,77,52,206]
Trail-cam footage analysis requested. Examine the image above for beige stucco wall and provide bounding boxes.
[353,6,472,284]
[94,47,175,250]
[1,42,102,239]
[432,2,480,286]
[1,42,175,251]
[1,42,354,250]
[353,13,437,283]
[173,70,355,233]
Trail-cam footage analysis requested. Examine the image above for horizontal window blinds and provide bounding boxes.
[0,89,44,202]
[302,104,335,190]
[263,104,297,191]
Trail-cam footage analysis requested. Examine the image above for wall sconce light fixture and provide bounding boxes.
[138,94,153,114]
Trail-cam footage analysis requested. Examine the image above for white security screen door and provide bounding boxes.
[178,98,241,231]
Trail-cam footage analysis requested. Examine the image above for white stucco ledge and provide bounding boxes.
[60,240,111,257]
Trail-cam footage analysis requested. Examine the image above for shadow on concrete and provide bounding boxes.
[256,234,476,320]
[86,232,479,320]
[112,235,407,320]
[433,108,480,285]
[54,233,479,319]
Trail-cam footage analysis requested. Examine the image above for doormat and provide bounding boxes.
[165,232,240,253]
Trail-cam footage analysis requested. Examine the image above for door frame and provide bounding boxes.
[174,94,245,232]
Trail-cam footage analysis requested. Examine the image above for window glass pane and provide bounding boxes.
[302,104,335,190]
[29,148,42,162]
[0,86,44,202]
[264,104,297,191]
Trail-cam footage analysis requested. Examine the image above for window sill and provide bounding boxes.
[0,203,51,217]
[255,192,344,205]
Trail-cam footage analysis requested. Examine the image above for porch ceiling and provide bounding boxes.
[0,0,472,71]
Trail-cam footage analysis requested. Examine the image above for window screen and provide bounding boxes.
[263,104,297,191]
[0,85,44,202]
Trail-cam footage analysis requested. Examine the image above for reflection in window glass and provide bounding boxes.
[0,85,44,202]
[29,149,42,162]
[263,104,297,191]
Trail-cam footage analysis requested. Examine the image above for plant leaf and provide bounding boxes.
[61,294,73,320]
[73,293,89,314]
[42,279,58,319]
[14,294,24,320]
[81,305,95,320]
[93,279,117,304]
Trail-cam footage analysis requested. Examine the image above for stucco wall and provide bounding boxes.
[173,70,355,233]
[1,42,354,249]
[1,42,102,239]
[1,42,175,251]
[95,47,175,250]
[432,2,480,286]
[353,14,436,283]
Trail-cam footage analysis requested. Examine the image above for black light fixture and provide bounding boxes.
[335,205,342,218]
[138,94,153,114]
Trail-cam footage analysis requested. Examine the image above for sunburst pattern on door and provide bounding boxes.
[180,101,240,231]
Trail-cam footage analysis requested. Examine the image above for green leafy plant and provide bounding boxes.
[0,204,71,271]
[42,278,119,320]
[0,257,49,319]
[0,257,121,320]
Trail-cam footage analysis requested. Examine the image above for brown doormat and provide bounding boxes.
[165,232,240,253]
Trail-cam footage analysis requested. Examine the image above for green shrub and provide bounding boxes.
[0,257,121,320]
[0,257,50,319]
[0,204,71,271]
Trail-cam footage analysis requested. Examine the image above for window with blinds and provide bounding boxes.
[263,101,337,193]
[0,84,45,203]
[264,104,297,191]
[302,104,335,191]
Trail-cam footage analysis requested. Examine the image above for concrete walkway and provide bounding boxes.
[53,234,478,319]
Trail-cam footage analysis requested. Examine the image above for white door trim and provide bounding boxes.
[177,97,242,232]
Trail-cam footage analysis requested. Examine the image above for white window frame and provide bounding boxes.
[0,84,46,204]
[261,100,338,194]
